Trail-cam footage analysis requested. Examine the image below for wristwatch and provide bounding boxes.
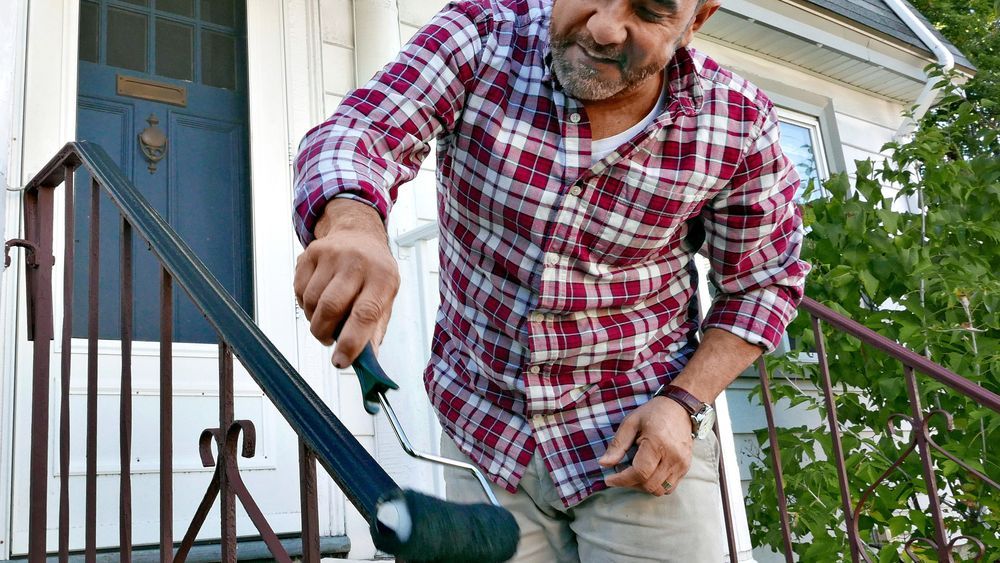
[654,384,716,440]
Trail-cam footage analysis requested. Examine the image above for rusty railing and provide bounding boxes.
[730,296,1000,562]
[5,141,401,562]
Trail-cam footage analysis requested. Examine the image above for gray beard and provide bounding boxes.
[551,51,661,100]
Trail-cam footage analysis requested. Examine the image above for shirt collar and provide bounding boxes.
[664,47,705,118]
[543,46,706,118]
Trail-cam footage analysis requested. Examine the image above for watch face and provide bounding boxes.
[693,407,716,440]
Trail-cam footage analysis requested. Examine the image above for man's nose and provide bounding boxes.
[586,0,628,46]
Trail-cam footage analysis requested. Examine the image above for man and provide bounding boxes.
[293,0,808,559]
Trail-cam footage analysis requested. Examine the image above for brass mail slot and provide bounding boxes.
[116,75,187,107]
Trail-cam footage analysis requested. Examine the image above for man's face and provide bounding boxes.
[549,0,718,101]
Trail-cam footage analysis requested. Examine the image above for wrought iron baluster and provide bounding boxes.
[903,366,951,562]
[27,181,55,563]
[160,266,174,563]
[756,356,794,563]
[300,439,321,563]
[86,178,100,563]
[59,165,75,563]
[714,421,739,563]
[220,342,237,560]
[84,176,101,563]
[812,316,863,562]
[120,218,134,560]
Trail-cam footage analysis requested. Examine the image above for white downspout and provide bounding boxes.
[884,0,956,140]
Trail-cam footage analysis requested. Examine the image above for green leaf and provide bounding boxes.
[859,269,880,297]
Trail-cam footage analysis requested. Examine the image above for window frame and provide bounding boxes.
[777,107,832,201]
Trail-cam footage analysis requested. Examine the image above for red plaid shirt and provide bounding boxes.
[294,0,808,506]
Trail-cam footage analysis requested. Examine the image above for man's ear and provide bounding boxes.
[681,0,722,47]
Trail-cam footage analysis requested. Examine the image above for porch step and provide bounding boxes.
[3,535,351,562]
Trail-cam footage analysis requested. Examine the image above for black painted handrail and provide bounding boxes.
[26,141,396,521]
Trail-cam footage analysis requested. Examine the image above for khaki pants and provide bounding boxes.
[440,434,725,562]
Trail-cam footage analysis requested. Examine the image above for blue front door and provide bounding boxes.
[76,0,252,343]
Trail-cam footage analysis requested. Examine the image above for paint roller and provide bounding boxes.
[350,343,520,562]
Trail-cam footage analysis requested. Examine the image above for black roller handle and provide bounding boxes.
[352,343,400,414]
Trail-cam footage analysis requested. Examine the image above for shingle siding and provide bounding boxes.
[800,0,975,70]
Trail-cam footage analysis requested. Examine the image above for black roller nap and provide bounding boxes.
[372,489,520,562]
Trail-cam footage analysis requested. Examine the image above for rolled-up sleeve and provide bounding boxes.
[701,104,810,352]
[292,0,491,245]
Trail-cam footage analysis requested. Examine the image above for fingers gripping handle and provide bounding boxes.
[351,343,399,415]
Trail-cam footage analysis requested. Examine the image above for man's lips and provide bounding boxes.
[575,43,621,66]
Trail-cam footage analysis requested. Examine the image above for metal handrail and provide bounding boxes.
[800,296,1000,410]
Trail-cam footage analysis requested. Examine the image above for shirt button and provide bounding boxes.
[530,312,544,322]
[529,365,541,375]
[569,185,583,197]
[544,252,559,266]
[569,113,581,124]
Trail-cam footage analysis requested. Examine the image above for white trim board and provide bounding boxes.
[1,0,34,556]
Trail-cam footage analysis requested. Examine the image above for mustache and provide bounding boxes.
[552,33,626,64]
[578,40,625,63]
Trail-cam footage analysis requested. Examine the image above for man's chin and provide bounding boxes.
[552,65,623,100]
[561,79,625,101]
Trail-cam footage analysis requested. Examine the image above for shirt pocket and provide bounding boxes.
[585,163,706,265]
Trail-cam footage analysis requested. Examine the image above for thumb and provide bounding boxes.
[599,418,638,467]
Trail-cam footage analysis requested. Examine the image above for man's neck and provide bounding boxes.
[581,71,664,140]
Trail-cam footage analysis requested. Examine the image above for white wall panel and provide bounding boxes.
[320,0,355,47]
[836,113,897,155]
[322,43,356,97]
[398,0,446,28]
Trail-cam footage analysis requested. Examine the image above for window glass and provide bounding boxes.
[201,0,235,27]
[158,0,195,17]
[201,30,236,89]
[778,116,828,201]
[79,2,100,63]
[107,7,148,72]
[156,19,194,81]
[121,0,148,5]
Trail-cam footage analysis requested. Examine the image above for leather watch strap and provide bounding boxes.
[655,384,704,415]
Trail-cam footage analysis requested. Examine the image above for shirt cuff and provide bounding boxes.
[293,180,392,246]
[702,285,800,353]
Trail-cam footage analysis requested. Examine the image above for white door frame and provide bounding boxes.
[3,0,327,554]
[0,0,31,555]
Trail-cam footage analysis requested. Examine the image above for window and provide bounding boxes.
[777,109,830,201]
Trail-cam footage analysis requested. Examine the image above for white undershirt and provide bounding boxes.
[590,85,668,163]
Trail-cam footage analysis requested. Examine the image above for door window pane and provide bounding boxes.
[158,0,194,17]
[79,1,100,63]
[201,0,235,27]
[201,30,236,89]
[107,8,148,72]
[156,19,194,81]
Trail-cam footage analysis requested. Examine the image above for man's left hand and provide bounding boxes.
[598,396,693,496]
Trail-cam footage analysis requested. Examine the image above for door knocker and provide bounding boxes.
[139,113,168,174]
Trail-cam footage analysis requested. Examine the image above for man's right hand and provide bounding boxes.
[294,198,400,368]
